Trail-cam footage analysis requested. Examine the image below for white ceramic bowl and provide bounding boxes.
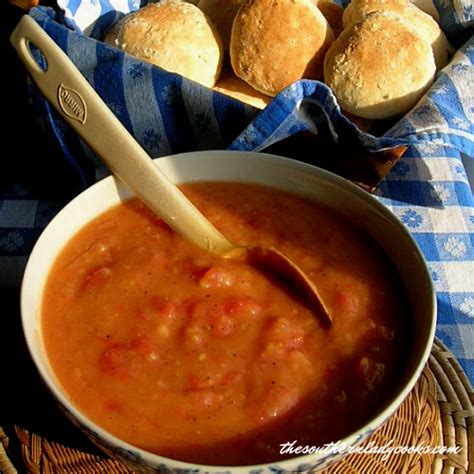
[21,151,436,473]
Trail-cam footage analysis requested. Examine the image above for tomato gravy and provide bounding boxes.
[42,182,409,465]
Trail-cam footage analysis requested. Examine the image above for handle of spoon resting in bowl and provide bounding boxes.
[11,16,332,325]
[9,15,234,256]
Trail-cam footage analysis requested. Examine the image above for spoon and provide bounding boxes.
[11,15,332,325]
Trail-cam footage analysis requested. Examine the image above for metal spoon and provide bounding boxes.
[11,15,332,325]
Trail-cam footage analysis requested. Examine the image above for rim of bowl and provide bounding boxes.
[20,150,437,472]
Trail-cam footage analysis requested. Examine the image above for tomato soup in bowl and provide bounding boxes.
[21,151,436,473]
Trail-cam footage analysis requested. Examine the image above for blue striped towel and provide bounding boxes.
[27,1,473,186]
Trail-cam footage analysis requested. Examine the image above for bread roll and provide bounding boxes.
[10,0,39,9]
[198,0,246,50]
[105,1,223,88]
[230,0,334,96]
[410,0,439,21]
[324,12,436,119]
[315,1,344,37]
[342,0,451,69]
[213,66,272,109]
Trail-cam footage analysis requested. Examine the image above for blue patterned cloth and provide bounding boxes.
[1,1,473,384]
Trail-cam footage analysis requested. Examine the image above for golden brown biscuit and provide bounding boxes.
[9,0,39,9]
[213,66,272,109]
[342,0,452,69]
[230,0,334,96]
[410,0,439,20]
[324,12,436,119]
[315,1,344,37]
[105,1,223,88]
[198,0,247,51]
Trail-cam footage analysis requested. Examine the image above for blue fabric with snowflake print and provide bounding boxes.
[374,143,474,384]
[28,1,474,168]
[1,0,473,387]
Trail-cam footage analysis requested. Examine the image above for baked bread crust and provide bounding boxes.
[342,0,451,69]
[324,11,436,119]
[105,0,223,87]
[198,0,246,51]
[213,66,272,109]
[315,1,344,37]
[230,0,335,96]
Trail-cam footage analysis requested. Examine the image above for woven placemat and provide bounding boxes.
[0,426,16,474]
[1,338,472,473]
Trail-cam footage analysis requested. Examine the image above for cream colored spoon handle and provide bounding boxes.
[10,15,234,255]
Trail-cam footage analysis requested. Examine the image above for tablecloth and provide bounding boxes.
[0,1,473,387]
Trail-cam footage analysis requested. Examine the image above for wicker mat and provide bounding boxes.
[1,338,472,473]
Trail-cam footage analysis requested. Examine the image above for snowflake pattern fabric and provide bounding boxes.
[401,209,424,228]
[0,231,24,253]
[460,296,474,317]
